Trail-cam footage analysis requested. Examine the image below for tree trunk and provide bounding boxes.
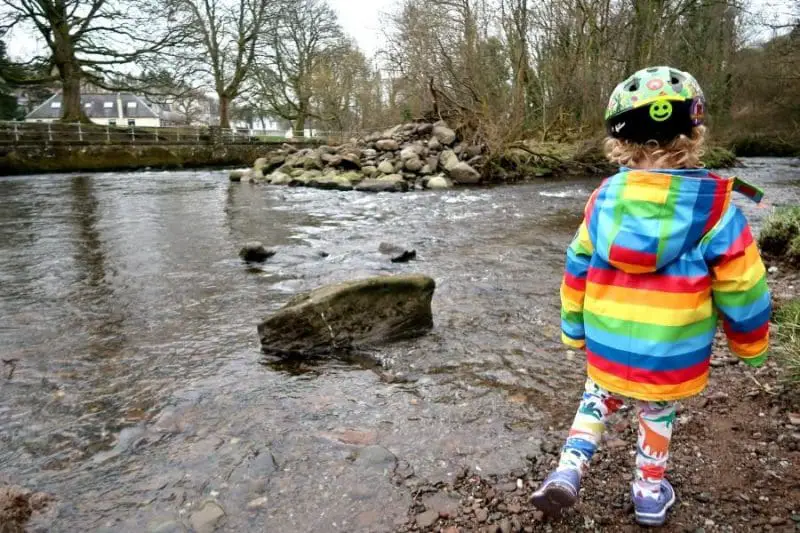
[50,1,89,124]
[294,99,308,137]
[293,114,306,138]
[219,94,231,129]
[59,65,87,122]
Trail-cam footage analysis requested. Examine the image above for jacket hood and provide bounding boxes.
[585,168,749,274]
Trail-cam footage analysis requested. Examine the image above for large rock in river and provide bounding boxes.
[258,275,435,358]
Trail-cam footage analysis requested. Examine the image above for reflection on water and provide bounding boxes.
[0,158,797,532]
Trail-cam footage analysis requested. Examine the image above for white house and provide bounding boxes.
[25,92,183,127]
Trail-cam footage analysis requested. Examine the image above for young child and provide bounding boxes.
[531,66,772,527]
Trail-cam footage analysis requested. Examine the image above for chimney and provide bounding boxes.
[117,93,124,120]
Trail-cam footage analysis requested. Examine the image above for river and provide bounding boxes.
[1,158,797,532]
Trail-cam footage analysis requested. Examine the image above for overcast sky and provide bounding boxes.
[6,0,795,60]
[6,0,398,60]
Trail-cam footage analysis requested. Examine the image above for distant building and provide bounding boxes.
[25,92,184,127]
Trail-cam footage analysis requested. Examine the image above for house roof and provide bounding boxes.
[26,93,161,120]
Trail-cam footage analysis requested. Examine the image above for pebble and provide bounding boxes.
[696,492,712,503]
[415,509,439,528]
[189,502,225,533]
[443,527,461,533]
[498,481,518,493]
[507,502,522,514]
[499,517,512,533]
[606,438,627,449]
[246,497,268,509]
[788,413,800,426]
[423,492,460,518]
[475,507,489,522]
[769,516,786,526]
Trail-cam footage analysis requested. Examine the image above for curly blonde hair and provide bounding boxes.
[604,126,707,169]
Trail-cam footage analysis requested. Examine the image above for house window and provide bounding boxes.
[104,101,113,109]
[128,119,135,126]
[109,119,117,126]
[84,102,92,108]
[50,101,61,109]
[127,102,137,109]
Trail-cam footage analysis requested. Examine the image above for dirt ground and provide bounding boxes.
[396,269,800,533]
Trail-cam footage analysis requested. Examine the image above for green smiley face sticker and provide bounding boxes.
[649,100,673,122]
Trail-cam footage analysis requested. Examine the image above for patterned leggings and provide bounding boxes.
[558,378,677,499]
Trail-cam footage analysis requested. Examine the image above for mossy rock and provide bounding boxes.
[759,207,800,266]
[339,171,364,184]
[728,135,800,157]
[257,274,436,359]
[702,147,738,168]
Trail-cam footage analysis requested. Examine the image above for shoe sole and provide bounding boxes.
[531,483,578,517]
[634,490,676,527]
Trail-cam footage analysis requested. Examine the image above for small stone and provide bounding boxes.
[788,413,800,426]
[376,139,400,151]
[475,508,489,522]
[239,242,275,263]
[507,502,521,514]
[377,160,395,174]
[768,265,778,273]
[516,478,524,490]
[422,492,460,519]
[498,482,518,493]
[704,518,716,527]
[189,502,225,533]
[606,438,627,449]
[415,509,439,528]
[443,527,461,533]
[499,518,512,533]
[696,492,712,503]
[246,497,268,509]
[769,516,786,526]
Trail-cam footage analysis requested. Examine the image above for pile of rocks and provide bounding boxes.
[229,121,486,192]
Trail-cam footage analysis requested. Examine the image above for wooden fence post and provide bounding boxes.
[77,122,83,142]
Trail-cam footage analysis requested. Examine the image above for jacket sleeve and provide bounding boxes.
[701,205,771,367]
[561,219,594,349]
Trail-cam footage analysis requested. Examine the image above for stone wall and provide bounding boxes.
[0,143,312,176]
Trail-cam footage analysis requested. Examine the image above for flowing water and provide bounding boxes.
[1,158,797,532]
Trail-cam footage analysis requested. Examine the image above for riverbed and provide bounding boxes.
[1,158,797,532]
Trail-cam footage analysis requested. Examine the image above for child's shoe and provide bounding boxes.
[530,469,580,516]
[631,479,676,527]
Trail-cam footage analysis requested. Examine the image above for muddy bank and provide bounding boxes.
[0,143,316,176]
[396,268,800,533]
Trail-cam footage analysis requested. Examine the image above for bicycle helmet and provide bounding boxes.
[605,66,705,143]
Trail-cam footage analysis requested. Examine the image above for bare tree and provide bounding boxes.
[0,0,185,122]
[256,0,345,136]
[169,0,274,128]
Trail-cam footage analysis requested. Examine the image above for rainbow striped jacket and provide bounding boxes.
[561,168,771,401]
